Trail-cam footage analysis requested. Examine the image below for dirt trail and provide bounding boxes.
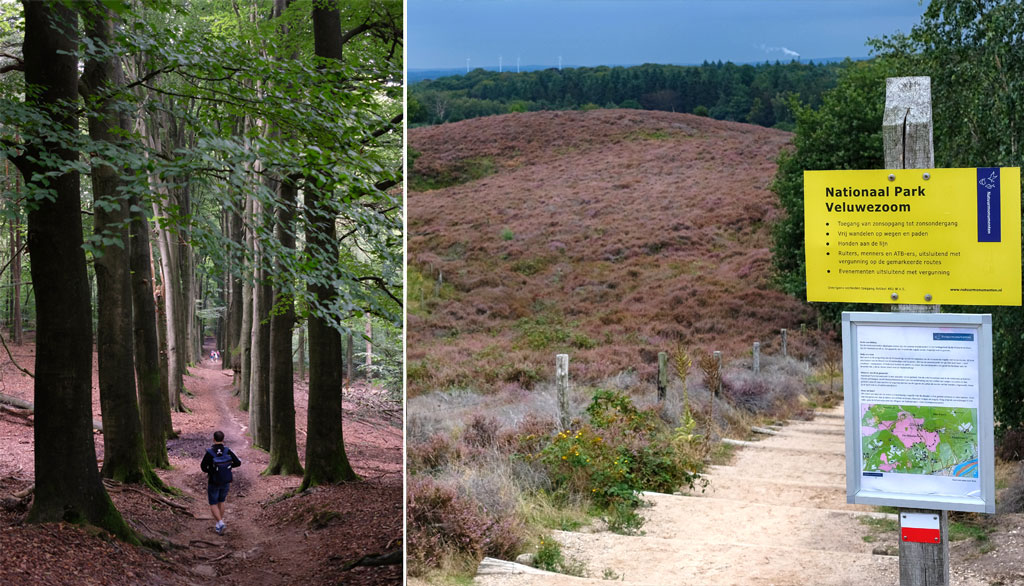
[1,339,401,585]
[153,353,403,585]
[472,405,991,586]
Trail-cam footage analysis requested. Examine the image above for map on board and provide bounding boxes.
[861,404,979,478]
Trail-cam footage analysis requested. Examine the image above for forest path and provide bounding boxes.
[156,353,312,585]
[0,339,401,585]
[472,405,991,586]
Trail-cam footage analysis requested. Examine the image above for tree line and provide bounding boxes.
[409,60,848,128]
[0,0,401,541]
[770,0,1024,435]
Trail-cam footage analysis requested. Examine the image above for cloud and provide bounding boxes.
[757,44,800,58]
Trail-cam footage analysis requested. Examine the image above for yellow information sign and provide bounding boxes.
[805,167,1021,306]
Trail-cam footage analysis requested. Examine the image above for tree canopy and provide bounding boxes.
[771,0,1024,433]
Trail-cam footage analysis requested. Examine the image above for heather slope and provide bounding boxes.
[408,109,829,395]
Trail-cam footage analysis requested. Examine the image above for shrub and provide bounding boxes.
[534,536,586,576]
[407,477,525,576]
[407,433,462,474]
[1001,462,1024,514]
[537,390,703,530]
[463,413,501,449]
[996,429,1024,461]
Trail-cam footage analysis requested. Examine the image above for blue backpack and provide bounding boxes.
[206,447,234,484]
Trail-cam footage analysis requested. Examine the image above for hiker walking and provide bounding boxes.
[200,430,241,535]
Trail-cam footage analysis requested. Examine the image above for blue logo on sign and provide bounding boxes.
[978,167,1001,242]
[933,333,974,341]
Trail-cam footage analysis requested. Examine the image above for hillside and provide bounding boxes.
[407,109,831,396]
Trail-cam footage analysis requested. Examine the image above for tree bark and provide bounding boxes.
[227,206,243,372]
[249,197,272,450]
[266,176,303,476]
[141,114,185,414]
[238,193,253,410]
[302,0,358,489]
[364,314,373,377]
[129,193,172,467]
[81,3,157,486]
[9,216,22,345]
[297,322,306,381]
[18,0,133,540]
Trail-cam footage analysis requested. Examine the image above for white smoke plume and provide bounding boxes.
[757,44,800,59]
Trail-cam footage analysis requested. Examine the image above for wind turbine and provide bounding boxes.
[558,55,562,71]
[517,56,521,73]
[499,55,502,73]
[466,57,470,73]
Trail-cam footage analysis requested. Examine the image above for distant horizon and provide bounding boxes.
[409,0,927,71]
[407,56,860,84]
[408,55,859,72]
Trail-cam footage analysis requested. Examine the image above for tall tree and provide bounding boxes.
[15,0,133,540]
[80,0,160,486]
[264,0,302,476]
[130,189,172,467]
[302,1,358,488]
[265,176,302,475]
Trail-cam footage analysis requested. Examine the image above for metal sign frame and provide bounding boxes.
[843,311,995,513]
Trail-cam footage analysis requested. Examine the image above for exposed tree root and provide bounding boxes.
[102,479,193,516]
[333,549,402,572]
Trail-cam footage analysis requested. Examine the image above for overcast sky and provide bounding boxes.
[408,0,929,70]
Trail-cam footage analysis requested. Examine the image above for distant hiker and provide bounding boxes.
[210,349,220,361]
[200,430,241,535]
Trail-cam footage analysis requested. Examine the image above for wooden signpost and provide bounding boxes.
[883,76,948,586]
[810,77,1014,586]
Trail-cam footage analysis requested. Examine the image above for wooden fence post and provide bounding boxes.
[556,353,570,430]
[884,75,948,586]
[752,342,760,374]
[657,351,668,401]
[781,328,788,358]
[712,351,722,395]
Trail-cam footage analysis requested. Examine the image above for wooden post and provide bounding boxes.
[752,342,760,374]
[657,351,668,402]
[556,354,570,429]
[712,351,722,396]
[780,328,787,358]
[884,76,948,586]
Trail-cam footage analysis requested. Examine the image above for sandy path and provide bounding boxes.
[471,405,991,586]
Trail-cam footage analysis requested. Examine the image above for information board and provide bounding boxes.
[843,312,994,513]
[805,168,1021,306]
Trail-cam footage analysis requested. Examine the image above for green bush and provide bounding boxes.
[536,390,703,533]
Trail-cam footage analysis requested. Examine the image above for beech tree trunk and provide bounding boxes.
[249,196,272,450]
[266,175,303,475]
[141,115,185,413]
[18,0,133,540]
[238,193,254,410]
[130,193,172,467]
[81,3,159,486]
[9,216,22,345]
[301,0,358,490]
[297,322,306,380]
[226,205,243,372]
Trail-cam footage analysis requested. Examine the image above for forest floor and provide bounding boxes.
[0,337,403,585]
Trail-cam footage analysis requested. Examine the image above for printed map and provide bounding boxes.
[861,405,979,477]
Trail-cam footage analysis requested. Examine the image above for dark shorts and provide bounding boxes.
[207,483,230,505]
